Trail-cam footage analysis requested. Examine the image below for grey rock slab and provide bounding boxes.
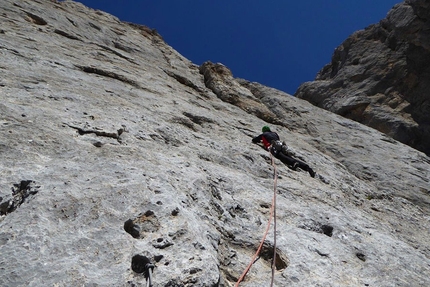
[0,0,429,286]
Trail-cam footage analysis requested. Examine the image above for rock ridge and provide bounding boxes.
[295,0,430,156]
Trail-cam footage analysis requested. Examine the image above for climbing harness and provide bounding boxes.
[235,152,278,286]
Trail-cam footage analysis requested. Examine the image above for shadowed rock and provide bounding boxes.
[295,0,430,156]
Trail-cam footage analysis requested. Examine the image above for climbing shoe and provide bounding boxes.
[308,168,316,178]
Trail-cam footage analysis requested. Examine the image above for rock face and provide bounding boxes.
[295,0,430,156]
[0,1,429,286]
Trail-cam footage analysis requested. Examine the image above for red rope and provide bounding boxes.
[235,153,278,286]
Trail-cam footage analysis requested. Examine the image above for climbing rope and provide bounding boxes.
[271,153,278,286]
[235,152,278,286]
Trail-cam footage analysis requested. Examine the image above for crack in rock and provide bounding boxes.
[75,65,140,88]
[65,123,124,141]
[183,112,215,126]
[24,11,47,25]
[54,29,80,41]
[96,44,137,64]
[0,180,40,215]
[164,69,203,93]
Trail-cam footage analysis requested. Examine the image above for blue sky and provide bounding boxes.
[77,1,401,95]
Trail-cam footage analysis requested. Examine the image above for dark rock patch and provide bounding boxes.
[298,220,334,237]
[183,112,214,126]
[356,252,366,262]
[65,123,123,141]
[124,219,140,239]
[75,65,140,88]
[152,237,173,249]
[24,11,47,25]
[0,180,40,216]
[88,22,101,31]
[171,207,179,216]
[164,70,203,93]
[131,254,155,283]
[54,29,80,40]
[321,225,334,237]
[260,241,289,271]
[295,1,430,156]
[124,210,160,239]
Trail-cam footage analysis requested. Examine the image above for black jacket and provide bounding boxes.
[252,131,280,149]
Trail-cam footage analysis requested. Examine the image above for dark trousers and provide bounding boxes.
[271,149,311,171]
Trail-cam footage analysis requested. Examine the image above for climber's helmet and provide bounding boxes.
[262,126,271,133]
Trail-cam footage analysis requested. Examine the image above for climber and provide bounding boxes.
[252,126,316,178]
[251,125,280,150]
